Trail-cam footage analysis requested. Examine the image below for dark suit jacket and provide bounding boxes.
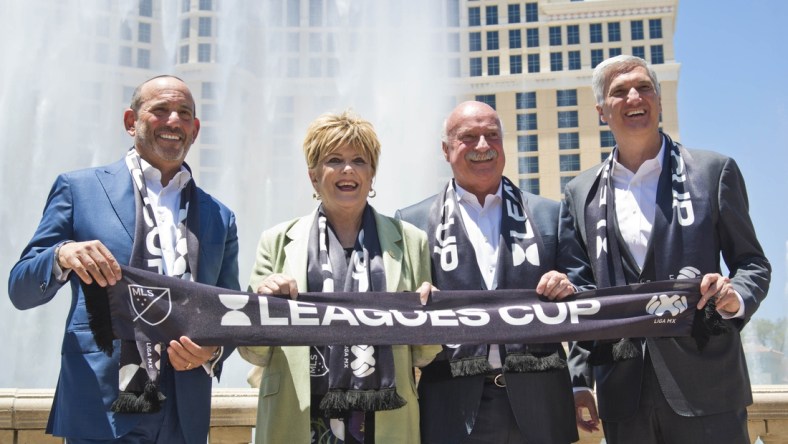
[564,146,771,421]
[8,157,240,442]
[397,188,593,444]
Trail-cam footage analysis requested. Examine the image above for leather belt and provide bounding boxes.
[484,372,506,388]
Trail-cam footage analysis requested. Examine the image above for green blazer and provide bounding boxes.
[239,208,439,444]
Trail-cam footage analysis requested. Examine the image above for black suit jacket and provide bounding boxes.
[564,146,771,421]
[397,187,593,444]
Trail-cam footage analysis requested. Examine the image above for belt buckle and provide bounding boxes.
[493,373,506,388]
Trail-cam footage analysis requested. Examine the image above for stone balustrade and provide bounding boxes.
[2,386,788,444]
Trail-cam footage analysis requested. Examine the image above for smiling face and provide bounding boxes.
[124,77,200,180]
[443,101,505,203]
[309,144,374,217]
[597,66,661,139]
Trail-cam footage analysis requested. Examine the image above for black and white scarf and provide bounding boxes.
[111,148,198,412]
[584,132,727,363]
[306,205,403,443]
[427,177,565,377]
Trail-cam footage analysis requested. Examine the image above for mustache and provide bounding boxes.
[465,150,497,162]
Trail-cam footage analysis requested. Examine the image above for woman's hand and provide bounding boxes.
[416,281,438,306]
[256,273,299,300]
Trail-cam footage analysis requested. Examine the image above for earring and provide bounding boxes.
[368,188,376,198]
[312,192,321,201]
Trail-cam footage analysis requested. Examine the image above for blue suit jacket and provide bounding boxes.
[8,157,240,442]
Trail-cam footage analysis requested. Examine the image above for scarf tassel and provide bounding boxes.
[110,380,166,413]
[503,351,567,373]
[81,281,116,356]
[692,299,732,351]
[449,357,493,377]
[319,388,406,418]
[588,338,642,366]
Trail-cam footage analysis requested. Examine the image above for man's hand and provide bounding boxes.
[698,273,740,314]
[574,389,600,433]
[256,273,298,300]
[168,336,219,371]
[536,270,575,301]
[57,240,121,286]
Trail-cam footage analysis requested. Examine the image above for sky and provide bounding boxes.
[673,1,788,321]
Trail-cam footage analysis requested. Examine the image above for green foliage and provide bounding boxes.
[751,318,786,352]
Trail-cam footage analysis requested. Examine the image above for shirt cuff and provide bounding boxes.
[718,290,745,319]
[573,386,593,393]
[201,346,223,376]
[52,241,74,282]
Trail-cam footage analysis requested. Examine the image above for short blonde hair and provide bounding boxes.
[303,110,381,174]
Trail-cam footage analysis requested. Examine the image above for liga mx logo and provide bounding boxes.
[129,285,172,326]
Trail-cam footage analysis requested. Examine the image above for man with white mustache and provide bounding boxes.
[9,75,240,443]
[397,101,594,443]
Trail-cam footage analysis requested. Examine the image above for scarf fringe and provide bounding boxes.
[588,338,641,366]
[110,380,165,413]
[81,281,116,356]
[692,299,732,351]
[449,357,493,377]
[319,388,406,418]
[503,351,567,373]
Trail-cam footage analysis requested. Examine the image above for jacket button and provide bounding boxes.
[39,282,47,292]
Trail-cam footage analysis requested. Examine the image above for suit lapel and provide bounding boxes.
[376,211,403,292]
[283,211,315,291]
[95,158,135,243]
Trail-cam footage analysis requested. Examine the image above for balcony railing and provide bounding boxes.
[3,386,788,443]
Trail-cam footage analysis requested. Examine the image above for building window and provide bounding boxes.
[139,0,152,17]
[527,53,540,73]
[526,28,539,47]
[568,51,581,70]
[487,56,500,75]
[508,4,520,23]
[119,46,132,66]
[448,33,460,52]
[287,0,300,26]
[487,31,499,50]
[469,7,481,26]
[309,33,322,52]
[567,25,580,45]
[486,5,498,25]
[469,32,481,51]
[649,19,663,39]
[651,45,664,64]
[137,48,150,69]
[550,52,562,71]
[470,57,482,76]
[198,17,211,37]
[198,43,211,62]
[558,110,578,128]
[633,46,645,59]
[518,134,538,152]
[509,29,521,49]
[181,19,189,39]
[608,22,621,42]
[516,91,536,109]
[138,23,151,43]
[631,20,644,40]
[199,0,212,11]
[520,178,540,195]
[309,58,322,77]
[560,154,581,172]
[476,94,496,109]
[609,47,622,57]
[557,89,577,106]
[287,58,300,76]
[525,2,538,22]
[519,156,539,174]
[600,130,616,147]
[309,0,323,26]
[591,48,604,68]
[549,26,562,46]
[510,55,522,74]
[560,175,575,192]
[202,82,216,99]
[448,0,460,26]
[120,22,133,40]
[559,132,579,150]
[601,151,612,163]
[182,0,190,12]
[448,58,460,77]
[517,113,537,131]
[179,45,189,63]
[590,23,603,43]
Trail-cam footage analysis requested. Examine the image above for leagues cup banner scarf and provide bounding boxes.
[83,265,703,353]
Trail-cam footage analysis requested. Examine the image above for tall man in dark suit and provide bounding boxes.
[397,101,593,444]
[566,55,771,443]
[8,75,240,443]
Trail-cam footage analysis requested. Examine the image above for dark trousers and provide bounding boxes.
[461,380,525,444]
[602,353,750,444]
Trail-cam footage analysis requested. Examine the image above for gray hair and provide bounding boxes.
[440,102,504,144]
[591,55,660,106]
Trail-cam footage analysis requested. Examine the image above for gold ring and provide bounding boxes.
[186,362,193,370]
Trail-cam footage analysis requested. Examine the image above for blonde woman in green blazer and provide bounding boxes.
[239,111,439,444]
